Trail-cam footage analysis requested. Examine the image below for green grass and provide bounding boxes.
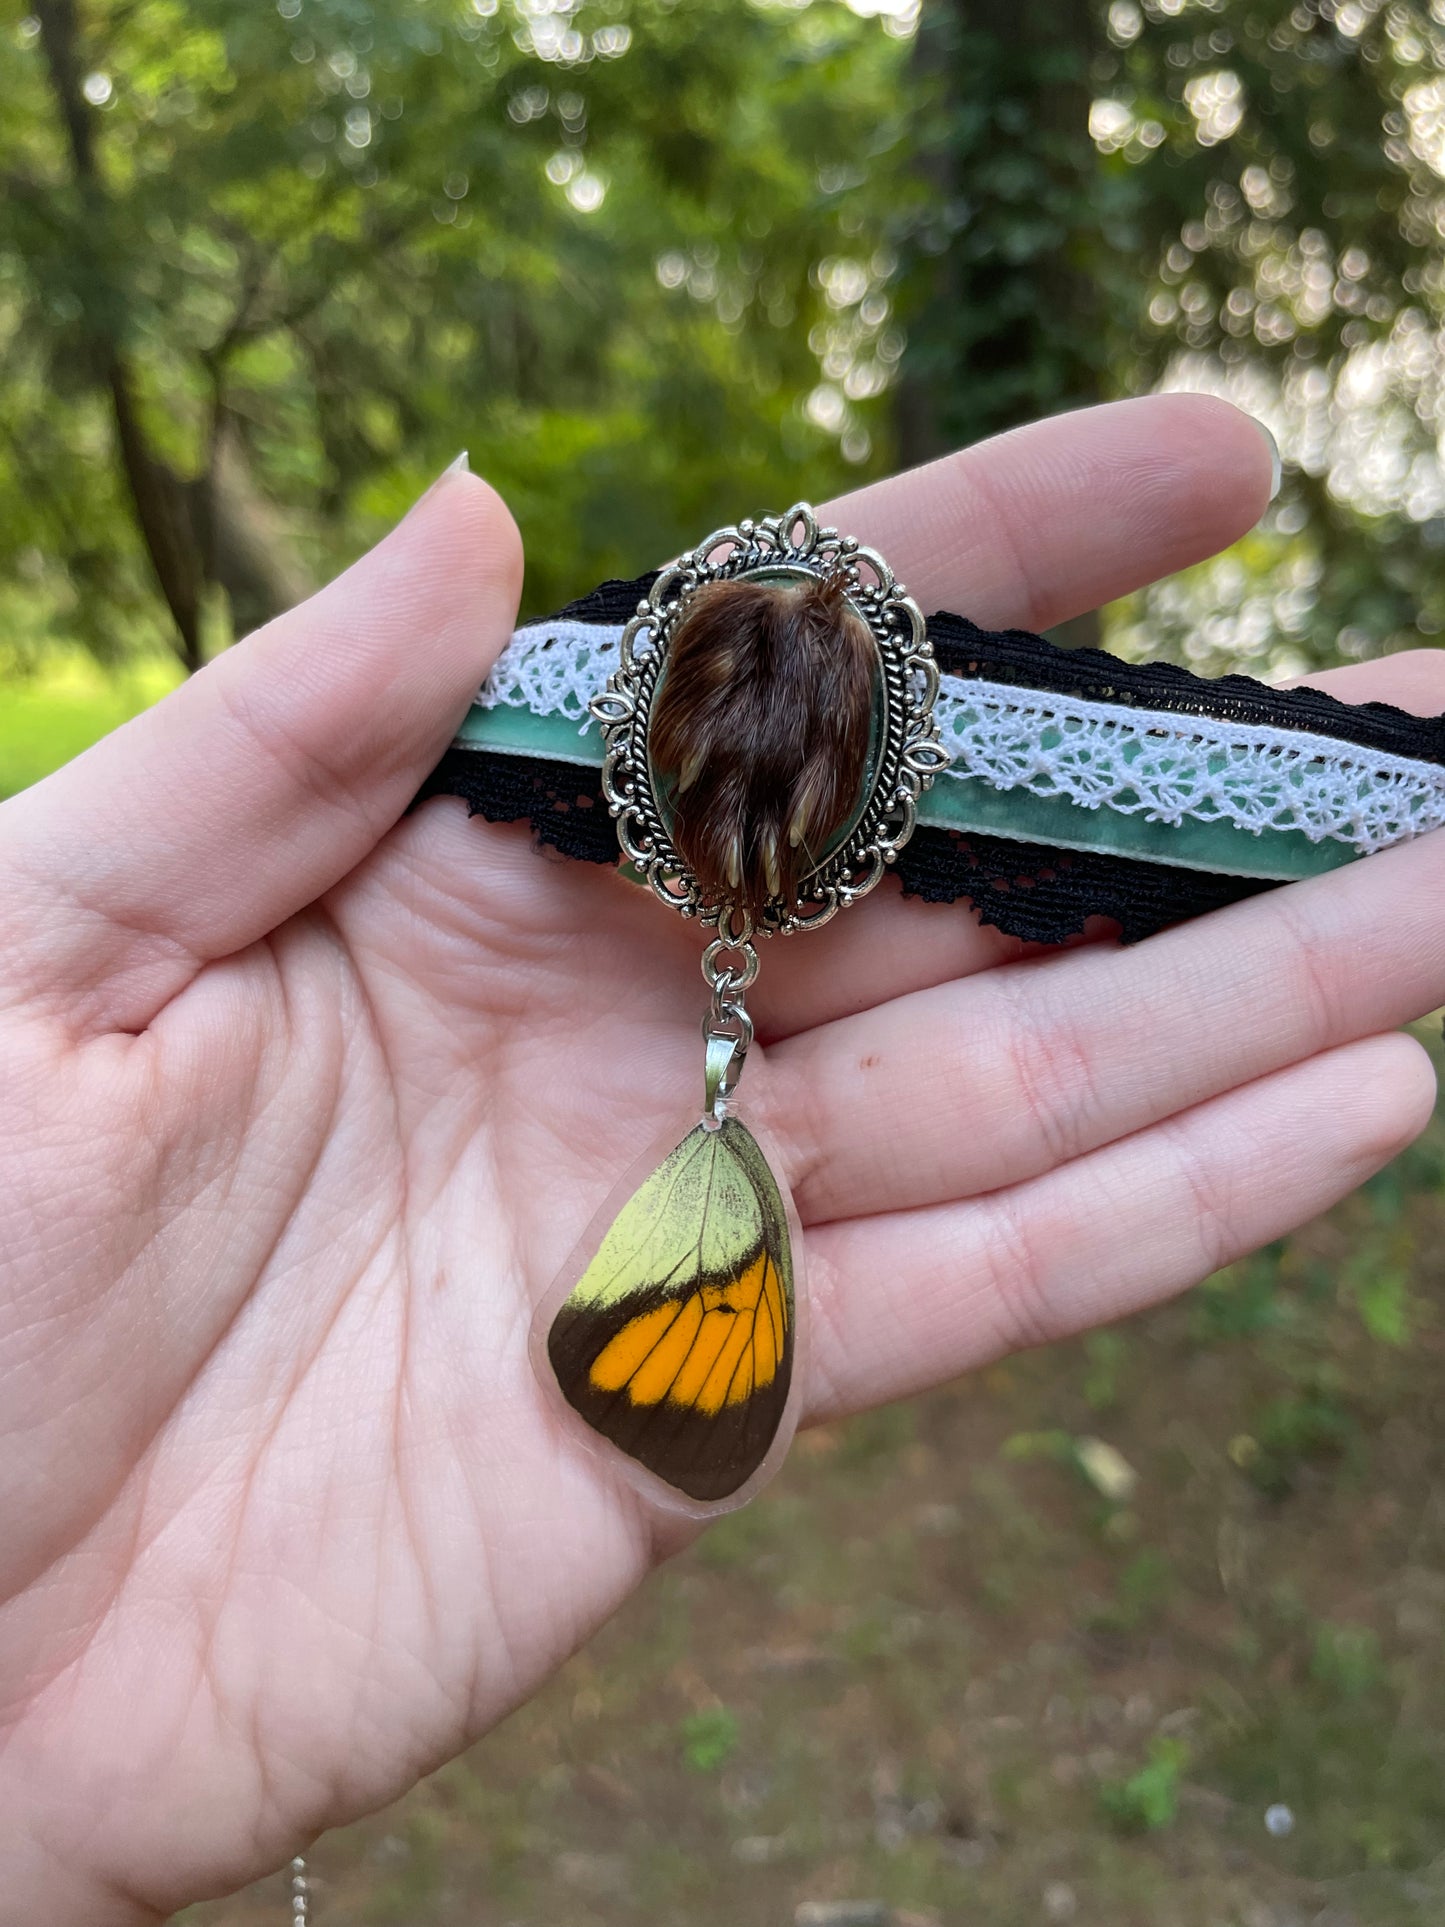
[1099,1737,1190,1834]
[0,652,180,797]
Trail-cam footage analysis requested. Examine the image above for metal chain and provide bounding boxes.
[290,1856,309,1926]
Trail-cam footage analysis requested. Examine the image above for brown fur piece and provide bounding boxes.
[649,571,877,913]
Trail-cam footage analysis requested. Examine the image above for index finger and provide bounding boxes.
[747,394,1278,1029]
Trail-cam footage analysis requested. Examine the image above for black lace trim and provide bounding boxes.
[551,574,662,625]
[927,612,1445,765]
[421,573,1442,947]
[416,745,1278,943]
[892,824,1272,945]
[415,749,617,865]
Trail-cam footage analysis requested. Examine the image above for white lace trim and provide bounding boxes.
[475,618,1445,854]
[940,680,1445,853]
[484,618,625,726]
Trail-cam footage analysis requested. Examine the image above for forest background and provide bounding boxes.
[5,2,1445,1923]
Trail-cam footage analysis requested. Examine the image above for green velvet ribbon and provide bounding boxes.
[451,702,1355,884]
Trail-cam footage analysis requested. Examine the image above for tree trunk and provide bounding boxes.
[35,0,301,669]
[895,0,1106,649]
[894,3,958,470]
[191,422,310,642]
[107,363,207,672]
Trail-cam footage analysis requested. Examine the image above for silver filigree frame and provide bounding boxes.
[589,503,947,937]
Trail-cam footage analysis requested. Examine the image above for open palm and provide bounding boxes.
[4,399,1442,1924]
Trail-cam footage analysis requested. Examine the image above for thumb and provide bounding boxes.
[0,461,522,1035]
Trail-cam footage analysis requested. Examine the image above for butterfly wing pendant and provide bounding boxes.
[535,508,935,1512]
[545,1117,796,1510]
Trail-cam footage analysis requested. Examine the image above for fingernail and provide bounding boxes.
[404,452,471,522]
[1251,417,1282,502]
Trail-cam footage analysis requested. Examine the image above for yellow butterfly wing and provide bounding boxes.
[547,1118,794,1502]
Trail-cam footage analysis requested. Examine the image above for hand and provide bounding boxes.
[2,399,1438,1923]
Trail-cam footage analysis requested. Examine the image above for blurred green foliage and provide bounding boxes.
[2,0,907,669]
[906,0,1445,669]
[6,0,1445,704]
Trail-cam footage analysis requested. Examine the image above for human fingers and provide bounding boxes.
[753,641,1445,1042]
[716,396,1269,1026]
[801,1031,1434,1422]
[817,391,1275,631]
[1287,647,1445,716]
[0,468,521,1037]
[768,795,1445,1225]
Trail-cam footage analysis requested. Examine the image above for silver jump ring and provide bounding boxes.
[701,936,760,994]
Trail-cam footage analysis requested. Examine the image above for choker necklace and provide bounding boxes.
[414,503,1445,1518]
